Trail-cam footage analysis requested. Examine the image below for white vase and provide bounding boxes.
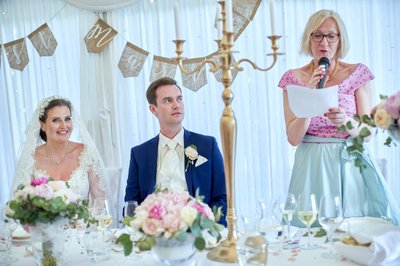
[29,220,65,266]
[152,235,196,265]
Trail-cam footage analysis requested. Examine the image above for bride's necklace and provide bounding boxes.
[46,141,70,165]
[309,59,339,83]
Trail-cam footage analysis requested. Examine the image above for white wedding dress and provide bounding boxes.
[32,145,106,202]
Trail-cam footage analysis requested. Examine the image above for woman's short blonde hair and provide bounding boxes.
[300,9,349,59]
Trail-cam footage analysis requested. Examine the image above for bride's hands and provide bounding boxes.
[308,65,326,89]
[324,107,348,126]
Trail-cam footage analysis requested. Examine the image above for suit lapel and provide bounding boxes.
[146,136,159,194]
[184,130,194,195]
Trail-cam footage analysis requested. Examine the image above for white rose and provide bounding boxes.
[185,146,199,161]
[374,107,394,129]
[129,209,148,230]
[180,206,198,227]
[48,180,67,192]
[54,188,78,204]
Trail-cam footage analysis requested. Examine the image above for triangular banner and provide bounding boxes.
[181,58,208,92]
[4,38,29,71]
[84,18,118,53]
[28,23,58,56]
[118,42,149,78]
[149,56,177,82]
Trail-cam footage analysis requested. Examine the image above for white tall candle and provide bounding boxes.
[174,1,183,40]
[269,0,276,35]
[216,4,222,39]
[225,0,233,33]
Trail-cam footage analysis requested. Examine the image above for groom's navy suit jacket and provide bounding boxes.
[124,129,227,225]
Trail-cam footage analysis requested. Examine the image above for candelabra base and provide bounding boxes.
[207,238,238,263]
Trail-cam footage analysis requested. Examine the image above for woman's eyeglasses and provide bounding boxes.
[311,32,340,43]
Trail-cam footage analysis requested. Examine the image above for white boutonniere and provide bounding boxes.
[185,145,208,172]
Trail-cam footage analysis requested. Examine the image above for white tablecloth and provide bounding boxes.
[8,228,360,266]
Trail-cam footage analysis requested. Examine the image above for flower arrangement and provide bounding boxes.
[116,190,224,256]
[6,176,89,225]
[341,92,400,170]
[185,145,199,172]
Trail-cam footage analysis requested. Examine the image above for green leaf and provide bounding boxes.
[200,216,213,229]
[384,137,393,147]
[175,231,188,241]
[194,236,206,250]
[359,127,371,138]
[116,233,133,256]
[314,228,326,237]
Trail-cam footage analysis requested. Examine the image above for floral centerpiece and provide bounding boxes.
[116,190,224,261]
[342,92,400,170]
[6,176,89,266]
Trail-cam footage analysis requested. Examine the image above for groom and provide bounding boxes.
[124,77,227,225]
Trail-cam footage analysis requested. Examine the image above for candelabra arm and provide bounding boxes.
[234,35,283,72]
[176,57,220,75]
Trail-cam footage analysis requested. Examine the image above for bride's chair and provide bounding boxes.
[105,167,122,227]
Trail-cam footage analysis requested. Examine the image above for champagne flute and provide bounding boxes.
[279,193,297,247]
[297,194,319,250]
[318,195,343,258]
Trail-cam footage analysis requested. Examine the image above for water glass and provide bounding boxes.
[319,195,343,258]
[90,199,113,229]
[237,232,268,266]
[0,205,18,264]
[83,225,113,263]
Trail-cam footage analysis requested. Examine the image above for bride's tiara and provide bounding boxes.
[38,96,70,119]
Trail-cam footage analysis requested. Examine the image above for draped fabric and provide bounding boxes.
[1,0,399,221]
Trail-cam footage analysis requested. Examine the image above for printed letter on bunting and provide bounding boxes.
[149,56,177,82]
[118,42,149,78]
[181,58,208,91]
[84,18,117,53]
[28,23,57,56]
[4,38,29,71]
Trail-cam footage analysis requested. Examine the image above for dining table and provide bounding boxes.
[8,227,363,266]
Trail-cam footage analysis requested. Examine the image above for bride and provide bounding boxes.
[12,96,111,204]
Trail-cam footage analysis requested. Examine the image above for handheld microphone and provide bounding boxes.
[316,57,330,89]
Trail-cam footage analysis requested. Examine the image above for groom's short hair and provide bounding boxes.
[146,77,182,106]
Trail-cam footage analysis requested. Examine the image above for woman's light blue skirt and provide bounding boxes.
[288,135,400,227]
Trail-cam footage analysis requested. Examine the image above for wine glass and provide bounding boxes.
[297,194,319,250]
[123,201,142,261]
[91,199,113,230]
[0,205,18,264]
[279,193,297,248]
[318,195,343,258]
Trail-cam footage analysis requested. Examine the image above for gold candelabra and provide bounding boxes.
[173,1,282,263]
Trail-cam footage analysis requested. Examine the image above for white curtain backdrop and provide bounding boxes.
[1,0,399,221]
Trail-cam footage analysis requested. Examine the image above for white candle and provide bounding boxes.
[269,0,276,35]
[225,0,233,33]
[216,4,222,39]
[174,1,183,40]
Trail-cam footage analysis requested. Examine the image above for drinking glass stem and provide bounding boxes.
[328,230,334,254]
[287,222,291,241]
[306,225,312,247]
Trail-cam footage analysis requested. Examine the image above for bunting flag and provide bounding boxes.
[4,38,29,71]
[28,23,58,56]
[118,42,149,78]
[84,18,118,53]
[211,53,238,85]
[181,58,208,91]
[232,0,261,40]
[149,56,177,82]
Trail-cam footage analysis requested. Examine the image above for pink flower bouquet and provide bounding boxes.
[6,176,89,225]
[116,190,224,255]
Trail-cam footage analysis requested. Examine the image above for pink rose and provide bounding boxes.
[142,218,163,236]
[162,212,180,231]
[31,176,48,186]
[33,184,54,200]
[385,92,400,119]
[148,204,166,220]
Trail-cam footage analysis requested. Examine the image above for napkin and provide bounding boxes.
[335,223,400,265]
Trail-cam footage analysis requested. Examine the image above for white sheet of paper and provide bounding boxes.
[287,85,338,118]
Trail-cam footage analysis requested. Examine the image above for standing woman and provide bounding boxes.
[12,96,111,205]
[278,9,400,226]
